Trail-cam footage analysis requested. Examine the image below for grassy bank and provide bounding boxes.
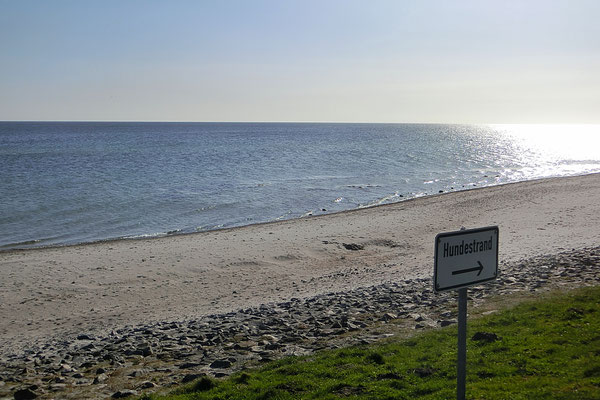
[143,286,600,400]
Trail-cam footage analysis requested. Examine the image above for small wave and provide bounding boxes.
[345,184,382,189]
[196,223,225,232]
[122,232,168,240]
[0,238,44,249]
[275,211,293,221]
[359,192,402,208]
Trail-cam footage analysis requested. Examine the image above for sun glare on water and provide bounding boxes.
[492,124,600,159]
[489,124,600,178]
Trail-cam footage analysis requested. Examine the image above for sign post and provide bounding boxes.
[434,226,499,400]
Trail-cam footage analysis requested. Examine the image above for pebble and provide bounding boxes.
[111,390,138,398]
[1,247,599,400]
[13,387,37,400]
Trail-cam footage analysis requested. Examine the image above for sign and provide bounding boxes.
[434,226,499,292]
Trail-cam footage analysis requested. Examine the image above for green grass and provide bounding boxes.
[142,286,600,400]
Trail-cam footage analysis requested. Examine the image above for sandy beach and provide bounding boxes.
[2,173,600,356]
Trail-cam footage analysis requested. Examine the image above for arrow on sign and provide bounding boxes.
[452,261,484,276]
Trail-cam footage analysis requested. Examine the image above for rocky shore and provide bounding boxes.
[1,246,599,399]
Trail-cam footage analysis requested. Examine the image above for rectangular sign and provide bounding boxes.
[434,226,499,292]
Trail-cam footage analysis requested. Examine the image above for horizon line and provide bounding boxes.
[2,120,599,125]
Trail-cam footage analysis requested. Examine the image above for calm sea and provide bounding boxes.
[1,122,599,250]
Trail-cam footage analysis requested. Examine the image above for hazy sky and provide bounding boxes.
[1,0,599,123]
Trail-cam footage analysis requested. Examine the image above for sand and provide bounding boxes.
[2,173,600,354]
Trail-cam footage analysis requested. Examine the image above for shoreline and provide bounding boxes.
[1,172,597,254]
[1,173,600,352]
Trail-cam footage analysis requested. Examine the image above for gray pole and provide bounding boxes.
[457,288,467,400]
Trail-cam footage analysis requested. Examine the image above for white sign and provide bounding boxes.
[434,226,499,292]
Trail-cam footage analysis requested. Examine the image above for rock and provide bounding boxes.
[381,312,397,321]
[234,340,257,350]
[330,321,343,329]
[111,390,138,398]
[178,362,201,369]
[13,388,37,400]
[410,313,424,322]
[80,343,95,350]
[472,332,500,343]
[342,243,364,251]
[93,374,108,384]
[128,369,150,377]
[76,334,93,340]
[137,345,153,357]
[415,319,437,329]
[59,363,72,373]
[182,373,205,383]
[139,381,155,389]
[209,359,232,369]
[439,319,456,327]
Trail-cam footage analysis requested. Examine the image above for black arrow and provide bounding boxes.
[452,261,484,276]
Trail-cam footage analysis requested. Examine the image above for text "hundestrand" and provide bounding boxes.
[443,236,493,258]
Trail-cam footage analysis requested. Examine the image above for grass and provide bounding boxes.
[141,286,600,399]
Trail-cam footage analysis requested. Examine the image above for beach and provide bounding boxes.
[2,173,600,398]
[2,173,600,354]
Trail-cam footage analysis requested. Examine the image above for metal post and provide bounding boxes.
[457,288,467,400]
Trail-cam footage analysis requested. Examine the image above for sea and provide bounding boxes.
[1,122,599,250]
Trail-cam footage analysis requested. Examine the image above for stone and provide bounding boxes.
[13,388,37,400]
[182,373,205,383]
[409,313,424,322]
[381,313,397,321]
[128,369,150,377]
[111,390,138,398]
[234,340,257,351]
[59,363,72,373]
[93,374,108,384]
[136,345,153,357]
[472,332,500,343]
[178,362,201,369]
[439,319,456,327]
[209,359,232,369]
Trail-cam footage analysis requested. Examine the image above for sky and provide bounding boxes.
[1,0,599,123]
